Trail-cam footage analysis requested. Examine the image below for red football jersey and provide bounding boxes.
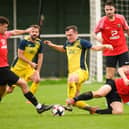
[0,31,11,67]
[94,14,129,56]
[115,74,129,103]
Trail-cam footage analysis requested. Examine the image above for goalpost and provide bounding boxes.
[89,0,102,82]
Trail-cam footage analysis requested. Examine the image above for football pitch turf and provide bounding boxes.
[0,78,129,129]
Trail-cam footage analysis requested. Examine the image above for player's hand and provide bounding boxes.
[25,27,32,33]
[44,40,52,46]
[104,44,113,50]
[30,62,37,69]
[123,78,129,86]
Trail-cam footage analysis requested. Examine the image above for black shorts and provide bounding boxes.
[0,67,19,86]
[106,79,121,108]
[105,52,129,67]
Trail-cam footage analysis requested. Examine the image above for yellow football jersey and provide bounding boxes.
[64,39,92,73]
[11,36,43,69]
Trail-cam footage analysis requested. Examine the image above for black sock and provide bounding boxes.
[24,91,38,106]
[74,91,93,102]
[96,108,112,114]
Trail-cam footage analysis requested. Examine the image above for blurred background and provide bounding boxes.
[0,0,129,81]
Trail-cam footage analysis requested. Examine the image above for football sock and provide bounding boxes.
[96,108,112,114]
[68,82,77,98]
[24,91,38,106]
[30,83,39,94]
[74,91,93,101]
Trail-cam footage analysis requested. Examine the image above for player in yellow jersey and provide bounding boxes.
[44,25,113,113]
[6,25,43,103]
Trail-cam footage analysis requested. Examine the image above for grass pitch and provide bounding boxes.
[0,78,129,129]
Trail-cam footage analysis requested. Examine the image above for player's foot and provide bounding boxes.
[63,105,73,111]
[66,98,75,105]
[37,104,53,114]
[26,101,31,104]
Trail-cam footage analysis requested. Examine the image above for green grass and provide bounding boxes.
[0,79,129,129]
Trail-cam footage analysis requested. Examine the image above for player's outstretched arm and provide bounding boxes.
[9,27,32,36]
[44,40,66,53]
[91,44,113,51]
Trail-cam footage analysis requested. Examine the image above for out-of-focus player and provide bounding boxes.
[6,25,43,103]
[92,1,129,84]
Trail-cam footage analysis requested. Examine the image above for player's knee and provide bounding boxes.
[68,75,78,82]
[112,108,123,114]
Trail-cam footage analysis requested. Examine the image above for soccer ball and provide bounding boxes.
[51,104,65,116]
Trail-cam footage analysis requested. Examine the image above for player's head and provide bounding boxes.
[0,16,9,34]
[29,25,40,40]
[65,25,78,43]
[104,1,116,18]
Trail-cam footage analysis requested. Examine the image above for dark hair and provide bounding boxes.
[65,25,78,32]
[0,16,9,25]
[30,24,40,31]
[104,1,115,7]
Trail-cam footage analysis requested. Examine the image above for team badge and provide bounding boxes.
[117,24,121,28]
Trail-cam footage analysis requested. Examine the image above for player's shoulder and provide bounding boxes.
[115,14,125,19]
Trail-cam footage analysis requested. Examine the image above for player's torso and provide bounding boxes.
[13,40,41,68]
[0,33,9,67]
[65,40,87,73]
[102,17,128,55]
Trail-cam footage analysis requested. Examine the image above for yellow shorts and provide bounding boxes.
[68,68,89,84]
[11,66,35,81]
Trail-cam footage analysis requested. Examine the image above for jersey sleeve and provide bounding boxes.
[80,39,92,48]
[18,40,26,50]
[119,14,129,30]
[63,41,67,49]
[37,41,44,53]
[94,16,105,33]
[5,31,12,38]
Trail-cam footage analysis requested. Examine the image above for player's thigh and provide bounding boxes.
[93,84,112,97]
[68,69,88,83]
[111,101,123,114]
[105,56,117,67]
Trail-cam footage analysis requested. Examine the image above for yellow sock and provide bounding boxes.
[30,83,39,94]
[67,82,77,98]
[75,101,89,109]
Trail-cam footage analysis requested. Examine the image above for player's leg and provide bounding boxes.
[29,70,40,94]
[111,102,123,114]
[95,80,122,114]
[105,56,117,82]
[73,69,90,109]
[8,69,52,113]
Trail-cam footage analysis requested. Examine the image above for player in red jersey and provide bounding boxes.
[92,1,129,83]
[0,16,52,113]
[66,65,129,114]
